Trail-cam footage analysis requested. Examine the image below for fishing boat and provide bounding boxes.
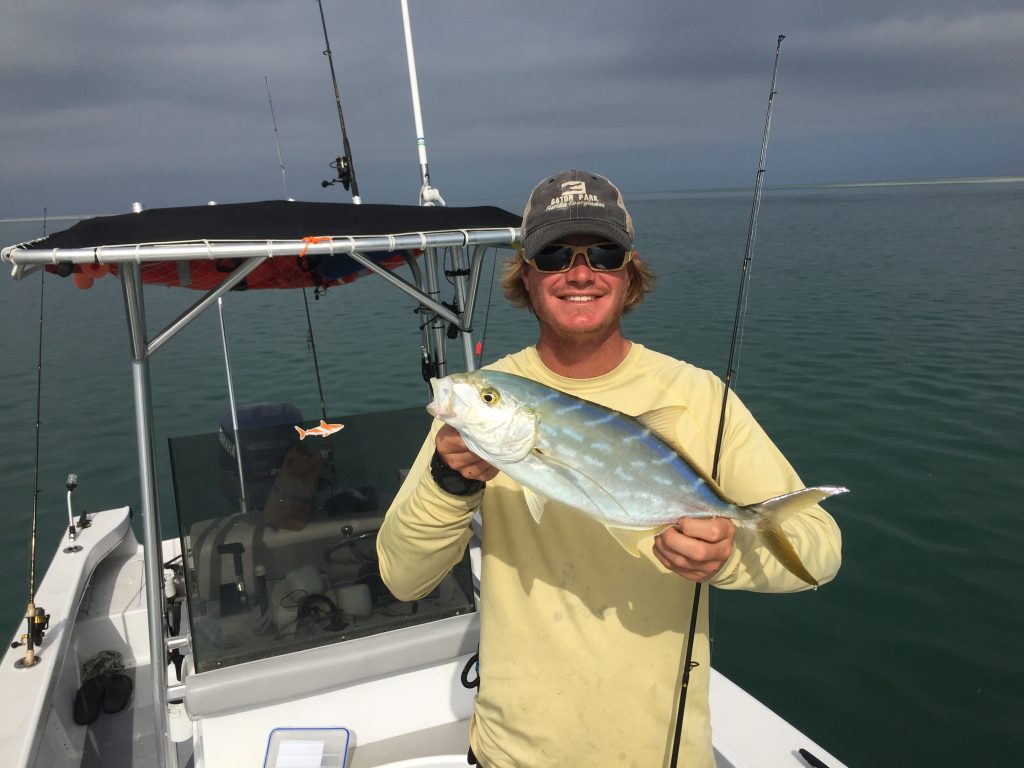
[0,205,847,768]
[0,7,846,768]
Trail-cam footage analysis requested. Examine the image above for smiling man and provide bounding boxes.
[377,169,842,767]
[502,170,651,378]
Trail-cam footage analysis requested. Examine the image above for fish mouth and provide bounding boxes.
[426,377,451,419]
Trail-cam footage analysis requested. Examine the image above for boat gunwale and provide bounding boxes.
[0,507,133,767]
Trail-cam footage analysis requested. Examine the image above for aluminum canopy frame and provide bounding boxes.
[3,206,521,768]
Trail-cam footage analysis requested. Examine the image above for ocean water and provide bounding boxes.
[2,180,1022,766]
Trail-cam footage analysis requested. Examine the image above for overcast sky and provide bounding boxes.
[1,0,1022,216]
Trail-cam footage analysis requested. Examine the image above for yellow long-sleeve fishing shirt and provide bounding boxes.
[377,344,842,767]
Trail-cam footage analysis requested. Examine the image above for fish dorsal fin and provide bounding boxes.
[636,406,689,454]
[523,487,548,524]
[636,405,728,501]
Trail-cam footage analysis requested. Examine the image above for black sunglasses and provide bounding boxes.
[526,242,633,273]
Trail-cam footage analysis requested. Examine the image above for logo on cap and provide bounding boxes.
[546,180,603,212]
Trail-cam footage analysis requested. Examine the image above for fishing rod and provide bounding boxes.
[302,288,329,422]
[217,298,249,517]
[399,0,458,397]
[264,64,334,465]
[399,0,445,207]
[712,34,786,476]
[314,0,361,202]
[17,210,51,669]
[265,76,289,199]
[261,73,332,429]
[668,34,786,767]
[474,255,500,365]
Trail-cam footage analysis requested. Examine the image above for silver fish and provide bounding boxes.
[427,369,847,586]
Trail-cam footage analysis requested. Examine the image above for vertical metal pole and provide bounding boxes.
[120,262,175,768]
[449,246,476,371]
[217,297,248,515]
[421,248,448,379]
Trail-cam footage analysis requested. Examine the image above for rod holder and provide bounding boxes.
[66,473,79,541]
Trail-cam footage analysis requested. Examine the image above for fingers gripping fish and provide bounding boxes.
[427,370,847,587]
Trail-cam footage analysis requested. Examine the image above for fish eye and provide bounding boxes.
[479,387,501,405]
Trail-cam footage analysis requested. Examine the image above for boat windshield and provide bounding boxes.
[168,404,475,673]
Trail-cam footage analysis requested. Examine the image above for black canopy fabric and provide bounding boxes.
[24,200,522,250]
[10,200,522,291]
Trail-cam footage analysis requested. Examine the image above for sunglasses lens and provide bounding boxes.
[586,244,629,270]
[532,245,576,272]
[530,243,630,273]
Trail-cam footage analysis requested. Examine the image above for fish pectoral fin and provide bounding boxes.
[531,449,628,521]
[523,487,548,524]
[603,525,663,557]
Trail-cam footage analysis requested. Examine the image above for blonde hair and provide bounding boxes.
[499,251,656,314]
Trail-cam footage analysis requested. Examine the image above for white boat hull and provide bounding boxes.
[2,507,846,768]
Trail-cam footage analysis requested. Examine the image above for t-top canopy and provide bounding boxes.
[3,200,522,291]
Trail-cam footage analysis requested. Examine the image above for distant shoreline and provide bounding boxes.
[3,176,1022,222]
[640,175,1024,199]
[788,176,1024,189]
[0,213,116,224]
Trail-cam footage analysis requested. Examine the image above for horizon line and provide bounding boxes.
[639,174,1024,198]
[3,174,1023,222]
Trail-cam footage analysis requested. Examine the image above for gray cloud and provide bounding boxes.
[1,1,1021,216]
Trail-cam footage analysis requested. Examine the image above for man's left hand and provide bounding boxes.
[653,517,735,582]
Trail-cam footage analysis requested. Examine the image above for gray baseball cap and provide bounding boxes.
[520,169,634,261]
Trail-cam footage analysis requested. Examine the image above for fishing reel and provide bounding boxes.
[441,299,463,340]
[322,155,352,191]
[32,607,50,646]
[10,607,50,651]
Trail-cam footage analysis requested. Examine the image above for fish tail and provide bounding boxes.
[294,425,307,440]
[746,485,848,587]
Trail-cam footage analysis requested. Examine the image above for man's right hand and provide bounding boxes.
[435,424,499,482]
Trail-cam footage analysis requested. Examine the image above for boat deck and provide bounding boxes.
[3,505,846,768]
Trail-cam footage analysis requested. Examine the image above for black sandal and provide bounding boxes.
[72,676,106,725]
[102,672,134,714]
